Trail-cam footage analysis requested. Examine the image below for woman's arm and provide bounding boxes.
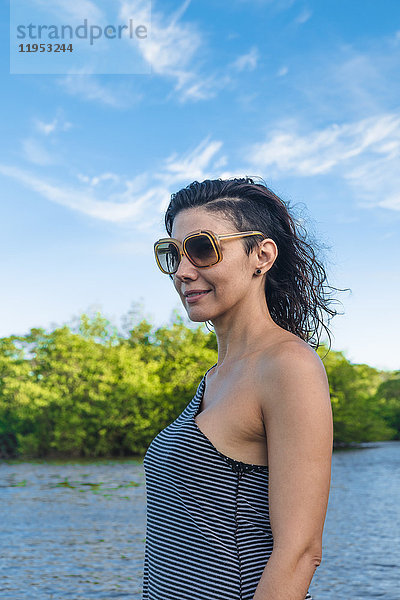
[252,340,333,600]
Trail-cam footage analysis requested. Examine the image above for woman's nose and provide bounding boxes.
[174,253,198,280]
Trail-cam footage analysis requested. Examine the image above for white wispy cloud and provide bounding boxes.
[344,153,400,211]
[173,73,229,103]
[293,39,400,122]
[231,47,259,72]
[22,113,72,165]
[119,0,234,103]
[248,113,400,175]
[119,0,199,75]
[34,117,72,135]
[77,172,120,186]
[0,163,167,225]
[58,74,142,107]
[119,0,216,102]
[158,137,225,189]
[22,138,56,166]
[247,113,400,209]
[35,119,58,135]
[0,137,227,227]
[294,9,312,24]
[277,65,288,76]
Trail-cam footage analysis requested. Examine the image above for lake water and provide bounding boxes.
[1,440,399,599]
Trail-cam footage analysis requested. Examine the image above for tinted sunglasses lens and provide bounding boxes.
[156,242,180,273]
[185,234,218,266]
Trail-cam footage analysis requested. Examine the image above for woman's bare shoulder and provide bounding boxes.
[254,332,330,411]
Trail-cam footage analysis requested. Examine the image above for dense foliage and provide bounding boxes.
[0,308,398,459]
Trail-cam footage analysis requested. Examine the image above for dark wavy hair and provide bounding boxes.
[164,176,350,356]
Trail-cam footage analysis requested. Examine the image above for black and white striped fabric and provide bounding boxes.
[142,364,313,600]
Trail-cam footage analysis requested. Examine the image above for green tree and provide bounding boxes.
[374,374,400,439]
[320,347,396,444]
[1,310,397,459]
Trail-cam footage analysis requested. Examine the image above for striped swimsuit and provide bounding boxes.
[142,364,313,600]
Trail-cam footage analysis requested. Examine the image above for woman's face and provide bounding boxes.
[170,207,260,323]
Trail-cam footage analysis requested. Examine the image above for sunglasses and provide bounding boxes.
[154,229,265,275]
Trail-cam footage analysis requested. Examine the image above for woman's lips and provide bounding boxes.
[185,290,211,303]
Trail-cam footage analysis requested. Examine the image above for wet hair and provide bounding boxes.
[165,176,350,355]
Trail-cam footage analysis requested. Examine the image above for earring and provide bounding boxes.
[256,269,262,274]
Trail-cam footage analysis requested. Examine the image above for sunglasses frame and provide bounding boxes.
[154,229,265,275]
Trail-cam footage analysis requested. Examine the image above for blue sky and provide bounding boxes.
[1,0,399,370]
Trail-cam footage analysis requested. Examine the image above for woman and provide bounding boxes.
[143,177,339,600]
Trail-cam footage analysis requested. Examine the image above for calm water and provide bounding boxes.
[1,441,399,599]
